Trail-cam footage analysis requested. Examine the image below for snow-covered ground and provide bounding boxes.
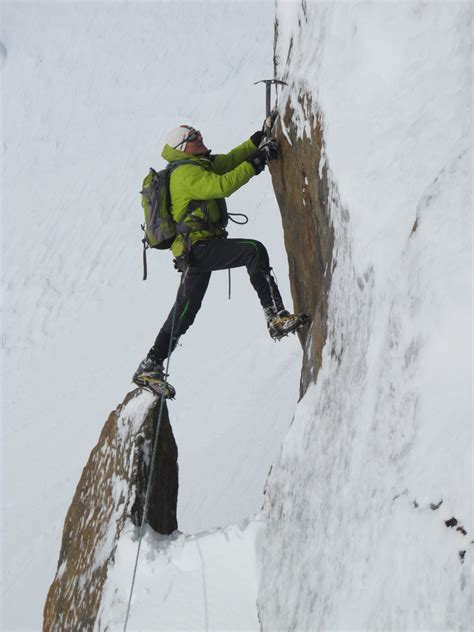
[98,517,265,632]
[2,2,299,630]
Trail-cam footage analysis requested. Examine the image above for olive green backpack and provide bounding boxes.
[140,161,194,279]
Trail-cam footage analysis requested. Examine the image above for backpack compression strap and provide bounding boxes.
[141,224,149,281]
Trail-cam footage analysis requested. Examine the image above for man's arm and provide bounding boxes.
[178,160,256,199]
[211,137,260,175]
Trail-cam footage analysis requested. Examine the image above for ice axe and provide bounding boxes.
[254,79,288,138]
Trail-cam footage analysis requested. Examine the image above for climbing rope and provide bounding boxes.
[123,271,186,632]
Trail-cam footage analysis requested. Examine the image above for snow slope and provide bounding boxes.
[98,517,264,632]
[2,2,300,630]
[259,2,472,630]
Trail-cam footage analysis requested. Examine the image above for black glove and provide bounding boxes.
[246,148,267,174]
[260,138,279,162]
[250,130,264,147]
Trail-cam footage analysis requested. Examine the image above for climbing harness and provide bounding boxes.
[123,270,187,632]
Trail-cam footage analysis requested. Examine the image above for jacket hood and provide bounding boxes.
[161,143,212,166]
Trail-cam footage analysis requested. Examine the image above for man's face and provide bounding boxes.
[183,129,208,155]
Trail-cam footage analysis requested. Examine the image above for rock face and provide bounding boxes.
[43,390,178,631]
[269,95,334,396]
[259,4,472,628]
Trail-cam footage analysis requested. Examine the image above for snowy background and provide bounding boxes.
[2,1,472,631]
[2,2,300,630]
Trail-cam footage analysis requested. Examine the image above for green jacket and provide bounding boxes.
[161,138,258,257]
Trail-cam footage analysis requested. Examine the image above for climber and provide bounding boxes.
[133,124,308,398]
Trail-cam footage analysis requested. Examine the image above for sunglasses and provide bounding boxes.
[174,129,202,149]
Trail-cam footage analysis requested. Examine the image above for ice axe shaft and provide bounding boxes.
[254,79,288,118]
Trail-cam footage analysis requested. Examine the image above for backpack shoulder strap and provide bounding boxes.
[167,159,200,170]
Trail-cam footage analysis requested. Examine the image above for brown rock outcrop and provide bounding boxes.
[269,93,334,396]
[43,389,178,631]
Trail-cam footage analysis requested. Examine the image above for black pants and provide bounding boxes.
[149,238,285,361]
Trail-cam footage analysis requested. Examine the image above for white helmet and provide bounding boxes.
[165,125,196,150]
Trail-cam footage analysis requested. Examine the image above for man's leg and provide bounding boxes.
[133,269,211,396]
[191,238,308,339]
[190,238,285,313]
[149,269,212,362]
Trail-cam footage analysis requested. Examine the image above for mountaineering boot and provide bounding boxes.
[132,356,176,399]
[266,309,310,341]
